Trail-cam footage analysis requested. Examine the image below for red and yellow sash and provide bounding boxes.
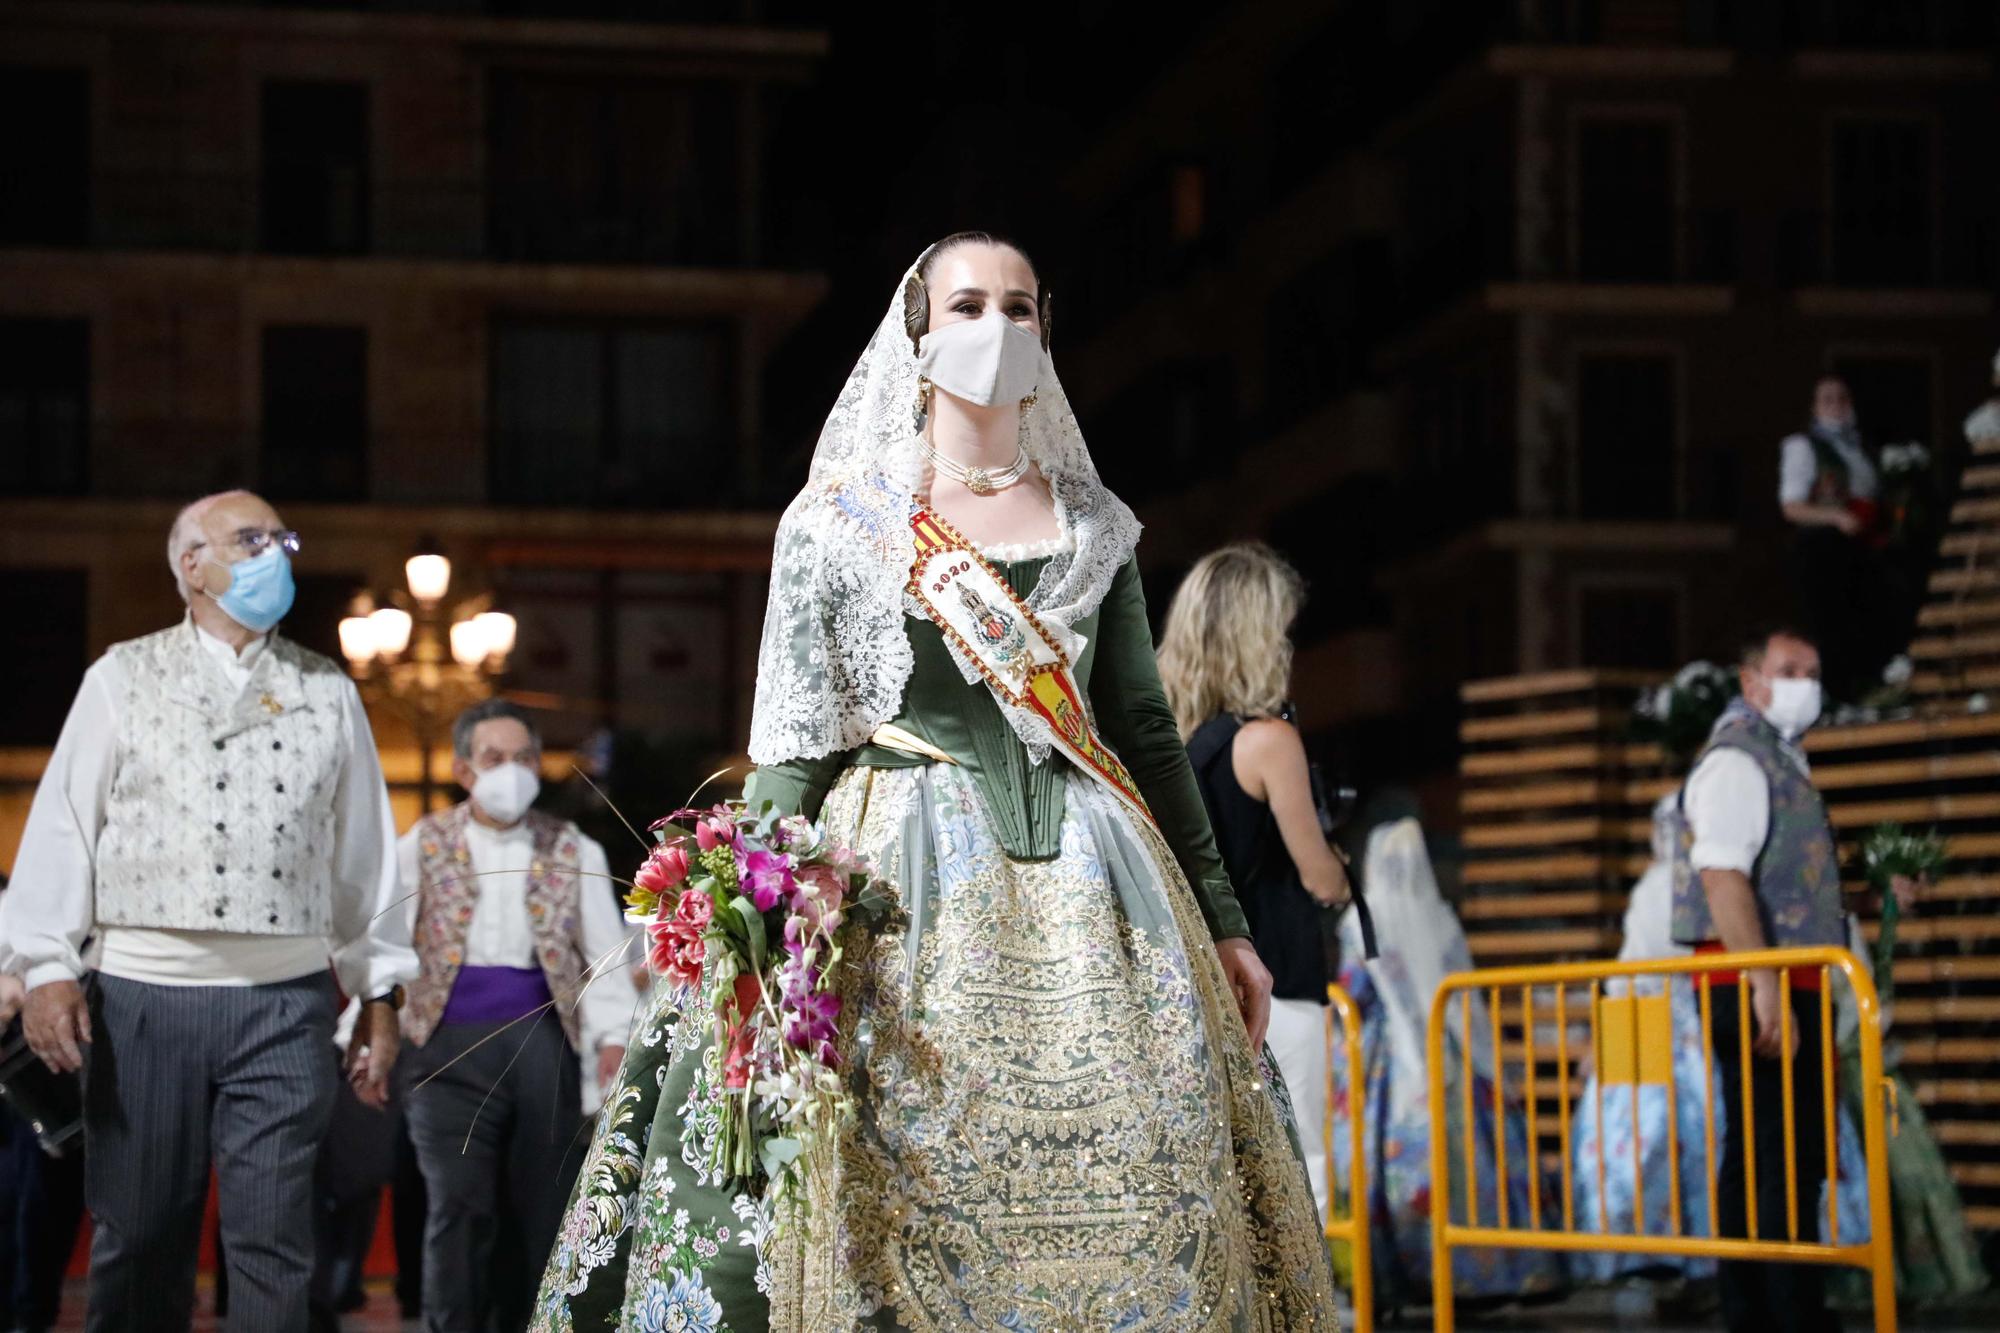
[906,505,1155,828]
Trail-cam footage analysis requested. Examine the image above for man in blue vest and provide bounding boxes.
[1674,627,1842,1333]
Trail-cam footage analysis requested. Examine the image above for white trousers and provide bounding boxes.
[1266,996,1331,1225]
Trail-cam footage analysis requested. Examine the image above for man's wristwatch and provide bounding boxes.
[367,984,406,1012]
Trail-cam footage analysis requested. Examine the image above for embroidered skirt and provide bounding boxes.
[532,762,1337,1331]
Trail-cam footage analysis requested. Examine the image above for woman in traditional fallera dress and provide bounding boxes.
[532,234,1336,1331]
[1329,819,1566,1311]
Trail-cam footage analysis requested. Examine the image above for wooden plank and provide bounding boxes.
[1460,669,1660,703]
[1916,597,2000,628]
[1912,666,2000,694]
[1891,1038,2000,1064]
[1462,818,1653,850]
[1804,711,2000,751]
[1466,927,1618,957]
[1461,707,1615,743]
[1953,1164,2000,1190]
[1458,891,1626,920]
[1893,996,2000,1024]
[1462,743,1662,777]
[1461,853,1651,885]
[1934,1121,2000,1146]
[1931,568,2000,594]
[1969,1206,2000,1230]
[1948,495,2000,523]
[1826,792,2000,828]
[1944,832,2000,858]
[1895,952,2000,983]
[1909,629,2000,659]
[1861,916,2000,944]
[1813,752,2000,789]
[1916,1081,2000,1106]
[1956,463,2000,491]
[1462,780,1608,813]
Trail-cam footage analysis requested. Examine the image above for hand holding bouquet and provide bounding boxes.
[627,800,896,1223]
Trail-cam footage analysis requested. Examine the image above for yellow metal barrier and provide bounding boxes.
[1324,983,1373,1333]
[1423,947,1896,1333]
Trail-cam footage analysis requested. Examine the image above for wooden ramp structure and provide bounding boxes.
[1458,459,2000,1228]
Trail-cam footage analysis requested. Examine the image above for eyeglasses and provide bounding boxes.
[190,528,302,560]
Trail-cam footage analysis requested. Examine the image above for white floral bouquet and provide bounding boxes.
[1633,660,1738,769]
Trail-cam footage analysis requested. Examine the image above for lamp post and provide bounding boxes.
[338,543,517,812]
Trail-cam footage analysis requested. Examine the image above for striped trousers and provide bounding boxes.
[81,972,338,1333]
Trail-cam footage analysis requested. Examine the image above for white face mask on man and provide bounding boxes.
[1760,676,1823,741]
[916,310,1043,407]
[471,761,540,826]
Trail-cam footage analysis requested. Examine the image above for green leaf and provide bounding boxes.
[759,1135,803,1181]
[731,895,767,973]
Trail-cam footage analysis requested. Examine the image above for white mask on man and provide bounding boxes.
[1761,676,1823,741]
[471,762,540,826]
[916,310,1043,407]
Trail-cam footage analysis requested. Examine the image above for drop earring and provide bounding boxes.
[913,376,933,432]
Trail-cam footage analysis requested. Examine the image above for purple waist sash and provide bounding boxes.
[439,965,553,1027]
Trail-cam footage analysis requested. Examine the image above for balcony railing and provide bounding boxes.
[1777,210,1999,289]
[1396,209,1738,319]
[28,172,745,267]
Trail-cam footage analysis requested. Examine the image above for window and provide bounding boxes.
[0,318,89,496]
[490,321,734,507]
[488,71,738,265]
[1829,119,1932,285]
[1830,354,1933,446]
[1575,353,1676,519]
[0,66,88,246]
[0,568,87,746]
[261,81,369,255]
[1575,117,1677,281]
[1579,584,1680,669]
[262,326,368,501]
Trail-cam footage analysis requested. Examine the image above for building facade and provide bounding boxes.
[0,0,829,850]
[1055,0,1999,819]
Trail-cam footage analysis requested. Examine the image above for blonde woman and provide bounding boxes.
[1160,541,1351,1223]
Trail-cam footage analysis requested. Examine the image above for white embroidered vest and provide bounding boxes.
[94,621,354,935]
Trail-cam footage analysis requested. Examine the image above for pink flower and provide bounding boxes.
[646,893,712,991]
[742,849,795,913]
[781,988,841,1050]
[673,887,714,929]
[634,843,690,895]
[695,815,740,853]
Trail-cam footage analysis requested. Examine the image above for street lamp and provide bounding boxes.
[339,540,516,811]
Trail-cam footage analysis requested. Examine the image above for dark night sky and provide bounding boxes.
[756,1,1234,464]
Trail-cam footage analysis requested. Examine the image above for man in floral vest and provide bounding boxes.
[0,489,416,1331]
[397,699,635,1332]
[1673,627,1843,1333]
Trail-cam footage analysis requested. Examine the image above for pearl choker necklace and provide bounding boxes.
[921,440,1031,496]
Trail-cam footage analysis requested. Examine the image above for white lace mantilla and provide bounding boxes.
[748,248,1142,768]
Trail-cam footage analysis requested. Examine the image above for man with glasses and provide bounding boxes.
[0,489,417,1331]
[395,699,634,1333]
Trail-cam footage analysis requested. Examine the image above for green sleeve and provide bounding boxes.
[742,750,850,822]
[1087,558,1251,942]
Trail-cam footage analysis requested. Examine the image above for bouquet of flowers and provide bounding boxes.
[1632,659,1738,770]
[1859,821,1948,1009]
[1876,440,1936,546]
[626,801,896,1221]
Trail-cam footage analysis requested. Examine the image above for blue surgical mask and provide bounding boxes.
[208,547,296,633]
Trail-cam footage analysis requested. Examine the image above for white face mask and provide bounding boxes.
[1761,676,1823,741]
[916,311,1043,408]
[471,761,540,827]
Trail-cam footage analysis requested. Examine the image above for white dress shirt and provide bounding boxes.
[0,622,416,997]
[1684,738,1810,875]
[1779,428,1879,505]
[394,814,637,1053]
